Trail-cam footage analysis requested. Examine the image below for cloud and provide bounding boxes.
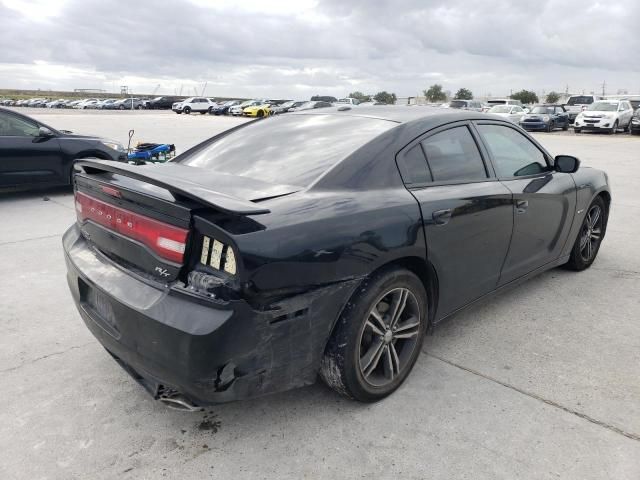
[0,0,638,98]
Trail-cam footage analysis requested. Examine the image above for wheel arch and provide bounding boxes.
[325,255,439,347]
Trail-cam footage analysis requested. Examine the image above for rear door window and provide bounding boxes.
[420,126,487,182]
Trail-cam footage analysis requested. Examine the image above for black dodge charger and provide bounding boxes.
[63,107,611,409]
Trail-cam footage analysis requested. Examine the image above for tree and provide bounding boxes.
[348,91,371,103]
[424,84,447,103]
[545,91,560,104]
[510,89,539,105]
[373,91,397,105]
[454,88,473,100]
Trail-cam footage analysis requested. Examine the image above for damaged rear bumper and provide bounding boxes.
[62,224,360,405]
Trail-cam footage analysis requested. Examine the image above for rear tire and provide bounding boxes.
[564,196,607,271]
[562,121,569,131]
[320,267,428,402]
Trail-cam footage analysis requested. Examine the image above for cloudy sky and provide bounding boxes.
[1,0,638,99]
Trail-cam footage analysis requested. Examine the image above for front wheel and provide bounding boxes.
[546,121,554,132]
[320,267,427,402]
[574,128,582,134]
[565,197,606,271]
[562,121,569,131]
[610,120,618,134]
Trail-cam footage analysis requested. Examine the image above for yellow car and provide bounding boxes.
[243,103,271,117]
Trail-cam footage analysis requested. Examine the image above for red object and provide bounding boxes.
[75,191,188,263]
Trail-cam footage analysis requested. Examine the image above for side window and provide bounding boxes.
[397,144,430,185]
[0,112,40,137]
[420,126,487,182]
[477,124,549,178]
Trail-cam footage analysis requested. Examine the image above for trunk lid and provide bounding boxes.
[73,160,296,283]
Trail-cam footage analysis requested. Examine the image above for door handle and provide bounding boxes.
[432,209,452,225]
[516,200,528,214]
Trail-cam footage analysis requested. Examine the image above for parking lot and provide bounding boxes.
[1,110,639,479]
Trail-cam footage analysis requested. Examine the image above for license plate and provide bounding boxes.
[86,287,118,332]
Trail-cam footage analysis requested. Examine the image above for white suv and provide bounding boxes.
[574,100,634,134]
[172,97,217,114]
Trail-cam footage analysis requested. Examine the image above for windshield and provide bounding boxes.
[153,97,162,101]
[587,102,618,112]
[531,106,554,114]
[279,101,295,108]
[567,96,594,106]
[177,114,394,186]
[489,105,511,113]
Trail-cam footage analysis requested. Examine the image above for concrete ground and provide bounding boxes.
[1,110,639,480]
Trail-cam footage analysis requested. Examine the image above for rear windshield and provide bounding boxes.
[177,114,394,186]
[567,96,594,106]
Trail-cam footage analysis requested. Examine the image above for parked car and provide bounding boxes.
[289,100,333,111]
[27,98,48,108]
[74,98,100,109]
[574,100,634,134]
[230,100,266,116]
[270,100,305,114]
[519,104,570,132]
[448,99,484,111]
[46,99,67,108]
[629,108,640,135]
[62,107,610,408]
[112,98,145,110]
[144,96,182,110]
[337,98,360,105]
[0,107,126,189]
[243,103,271,117]
[563,95,604,123]
[172,97,217,114]
[97,99,118,110]
[488,104,527,123]
[209,100,241,115]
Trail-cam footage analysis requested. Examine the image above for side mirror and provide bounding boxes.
[38,126,54,137]
[555,155,580,173]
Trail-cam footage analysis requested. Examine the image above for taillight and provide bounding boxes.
[75,191,188,263]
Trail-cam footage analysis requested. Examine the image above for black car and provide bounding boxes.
[519,104,570,132]
[144,96,182,110]
[209,100,241,115]
[0,107,126,189]
[63,107,610,408]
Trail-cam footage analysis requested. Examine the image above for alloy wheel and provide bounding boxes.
[579,204,603,262]
[358,288,421,387]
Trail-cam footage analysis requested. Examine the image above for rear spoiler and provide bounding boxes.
[75,159,270,215]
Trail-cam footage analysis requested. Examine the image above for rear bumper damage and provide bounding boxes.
[63,224,360,405]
